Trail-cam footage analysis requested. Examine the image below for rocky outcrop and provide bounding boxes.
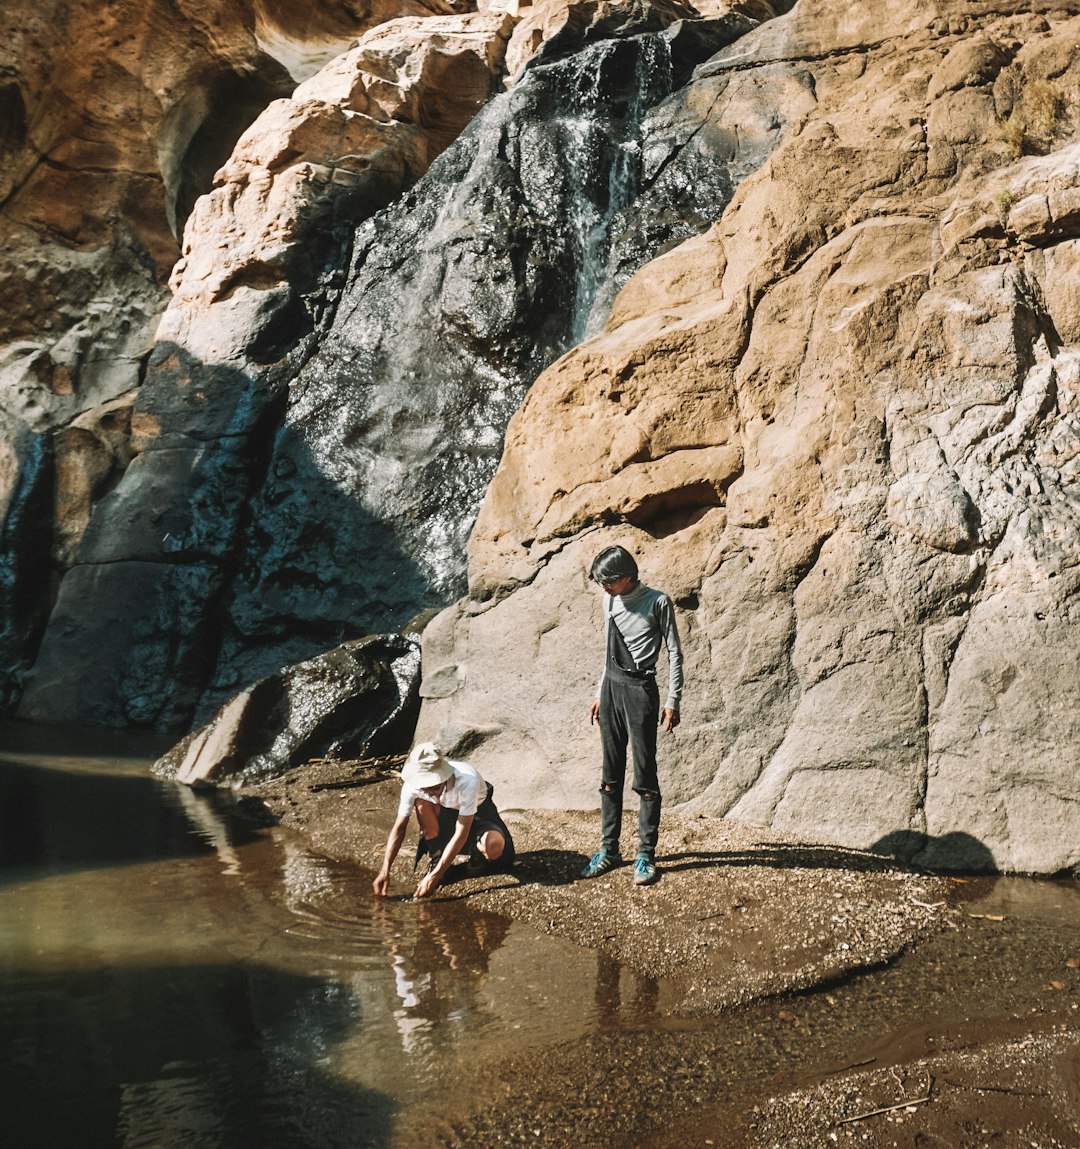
[163,10,518,365]
[153,633,421,785]
[16,0,789,729]
[0,0,470,709]
[415,0,1080,874]
[5,0,1078,873]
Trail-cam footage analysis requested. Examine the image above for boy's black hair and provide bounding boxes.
[590,545,639,585]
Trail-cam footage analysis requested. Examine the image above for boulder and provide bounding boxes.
[154,634,421,785]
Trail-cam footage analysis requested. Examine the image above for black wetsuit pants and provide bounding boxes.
[599,659,662,858]
[423,783,516,871]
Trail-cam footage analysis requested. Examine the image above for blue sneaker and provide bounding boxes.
[633,853,658,885]
[580,847,622,878]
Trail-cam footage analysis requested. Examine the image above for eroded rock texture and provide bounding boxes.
[15,0,787,728]
[3,0,1078,872]
[416,0,1080,874]
[0,0,460,706]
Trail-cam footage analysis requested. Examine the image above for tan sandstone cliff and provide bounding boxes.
[416,0,1080,874]
[2,0,1077,874]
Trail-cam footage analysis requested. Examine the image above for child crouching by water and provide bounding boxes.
[373,742,515,899]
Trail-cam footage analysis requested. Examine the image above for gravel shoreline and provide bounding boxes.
[240,762,1080,1147]
[244,764,956,1013]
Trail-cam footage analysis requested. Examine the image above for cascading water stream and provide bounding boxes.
[195,30,687,710]
[13,12,791,728]
[561,36,675,343]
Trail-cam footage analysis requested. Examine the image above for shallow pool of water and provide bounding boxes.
[0,723,647,1149]
[4,722,1077,1148]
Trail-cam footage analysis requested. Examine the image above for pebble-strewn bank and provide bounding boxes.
[237,765,1080,1147]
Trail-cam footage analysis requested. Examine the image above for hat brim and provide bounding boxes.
[405,764,453,790]
[401,744,454,790]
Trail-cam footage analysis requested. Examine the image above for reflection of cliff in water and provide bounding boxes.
[0,738,621,1146]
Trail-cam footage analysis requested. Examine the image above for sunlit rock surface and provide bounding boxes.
[4,0,1079,873]
[164,10,519,364]
[16,0,785,728]
[416,0,1080,874]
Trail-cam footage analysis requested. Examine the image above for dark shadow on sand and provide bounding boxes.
[657,830,999,879]
[658,842,907,877]
[870,829,998,875]
[414,848,590,901]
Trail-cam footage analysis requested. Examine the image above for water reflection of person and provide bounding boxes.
[594,951,660,1026]
[373,743,515,899]
[372,900,509,1055]
[172,784,241,875]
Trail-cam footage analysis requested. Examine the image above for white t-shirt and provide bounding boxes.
[397,759,486,819]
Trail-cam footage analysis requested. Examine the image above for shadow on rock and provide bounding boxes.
[871,829,999,875]
[14,342,436,736]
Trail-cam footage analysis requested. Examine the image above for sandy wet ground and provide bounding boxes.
[242,762,1080,1148]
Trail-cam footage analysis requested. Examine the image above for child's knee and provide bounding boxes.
[413,800,440,834]
[477,830,505,860]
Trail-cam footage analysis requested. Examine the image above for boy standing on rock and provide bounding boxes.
[583,545,683,886]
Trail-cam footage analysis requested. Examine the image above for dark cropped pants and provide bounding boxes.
[599,662,661,857]
[426,783,516,871]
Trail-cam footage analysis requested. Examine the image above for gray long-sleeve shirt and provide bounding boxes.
[596,582,684,710]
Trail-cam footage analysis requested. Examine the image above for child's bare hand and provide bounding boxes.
[414,871,440,899]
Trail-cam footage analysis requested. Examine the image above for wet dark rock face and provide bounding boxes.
[14,11,788,732]
[0,420,52,710]
[153,633,420,785]
[207,32,688,708]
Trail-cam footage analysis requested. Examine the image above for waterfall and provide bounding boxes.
[14,14,778,728]
[558,36,674,342]
[202,31,686,712]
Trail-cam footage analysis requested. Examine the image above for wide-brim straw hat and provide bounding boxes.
[401,742,454,789]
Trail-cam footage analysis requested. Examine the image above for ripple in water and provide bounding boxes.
[0,730,635,1148]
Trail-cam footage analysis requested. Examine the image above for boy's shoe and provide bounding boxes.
[632,853,658,886]
[580,847,622,878]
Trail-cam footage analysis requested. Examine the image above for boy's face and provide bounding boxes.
[599,575,636,596]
